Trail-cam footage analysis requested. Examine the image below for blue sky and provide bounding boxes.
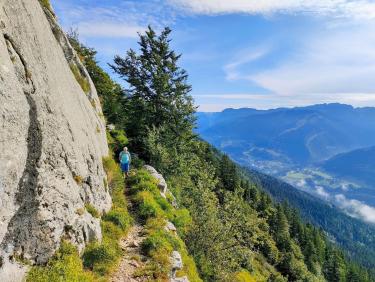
[51,0,375,111]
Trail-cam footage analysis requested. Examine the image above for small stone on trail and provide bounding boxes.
[171,277,189,282]
[129,241,139,248]
[129,260,140,268]
[165,221,177,232]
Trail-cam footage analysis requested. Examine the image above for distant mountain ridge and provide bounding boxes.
[197,103,375,166]
[323,145,375,184]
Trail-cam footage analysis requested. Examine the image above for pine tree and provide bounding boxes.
[324,248,347,282]
[219,155,240,192]
[110,26,196,159]
[270,205,291,251]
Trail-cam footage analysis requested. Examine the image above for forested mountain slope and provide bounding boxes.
[246,169,375,271]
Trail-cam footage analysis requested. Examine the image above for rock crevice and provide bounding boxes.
[1,32,43,262]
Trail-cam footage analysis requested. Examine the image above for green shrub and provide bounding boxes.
[127,169,156,186]
[130,180,158,195]
[171,208,192,237]
[101,221,123,242]
[141,229,173,279]
[142,229,173,255]
[82,241,118,276]
[102,156,121,190]
[85,203,100,218]
[27,241,95,282]
[134,191,164,220]
[140,218,191,280]
[102,156,126,203]
[102,207,131,231]
[131,155,145,169]
[155,194,173,213]
[70,64,90,94]
[108,129,128,153]
[82,221,124,276]
[234,270,257,282]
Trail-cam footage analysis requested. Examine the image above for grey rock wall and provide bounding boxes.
[0,0,111,279]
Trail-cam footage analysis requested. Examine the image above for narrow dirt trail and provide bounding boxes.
[110,182,149,282]
[110,223,147,282]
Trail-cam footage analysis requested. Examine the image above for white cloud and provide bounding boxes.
[221,20,375,99]
[335,194,375,224]
[51,0,176,39]
[77,22,144,38]
[252,26,375,95]
[169,0,375,20]
[316,186,330,199]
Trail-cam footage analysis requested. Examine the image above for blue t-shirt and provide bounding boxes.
[120,152,131,164]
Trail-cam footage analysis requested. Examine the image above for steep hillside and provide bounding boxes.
[247,169,375,270]
[197,104,375,217]
[0,0,110,279]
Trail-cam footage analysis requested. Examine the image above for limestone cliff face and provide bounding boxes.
[0,0,111,278]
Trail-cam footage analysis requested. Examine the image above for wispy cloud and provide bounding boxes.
[51,0,177,39]
[224,47,270,80]
[77,22,143,38]
[316,186,330,199]
[220,18,375,102]
[250,23,375,95]
[335,194,375,224]
[168,0,375,20]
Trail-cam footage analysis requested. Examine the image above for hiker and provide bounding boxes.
[119,147,131,178]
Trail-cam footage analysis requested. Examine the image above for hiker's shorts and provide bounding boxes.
[121,162,130,172]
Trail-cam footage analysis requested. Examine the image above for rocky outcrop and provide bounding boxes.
[0,0,111,279]
[165,221,177,233]
[143,165,168,196]
[143,165,178,208]
[170,251,189,282]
